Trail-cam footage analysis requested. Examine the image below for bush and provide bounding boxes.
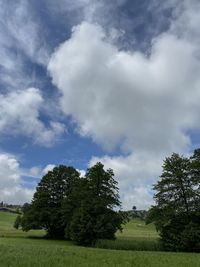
[14,215,22,229]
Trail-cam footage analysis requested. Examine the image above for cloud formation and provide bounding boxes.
[48,21,200,154]
[1,0,200,208]
[48,0,200,208]
[0,153,34,204]
[0,88,66,146]
[0,1,50,90]
[42,164,56,175]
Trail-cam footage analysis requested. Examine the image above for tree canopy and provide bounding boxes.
[64,162,123,245]
[19,165,80,238]
[16,163,123,245]
[146,150,200,252]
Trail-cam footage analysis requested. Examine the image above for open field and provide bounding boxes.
[0,211,44,238]
[1,237,200,267]
[0,211,200,267]
[117,218,159,239]
[96,219,160,251]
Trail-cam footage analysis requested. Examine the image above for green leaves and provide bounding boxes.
[146,150,200,252]
[64,162,123,245]
[20,165,80,239]
[19,162,123,245]
[13,215,22,229]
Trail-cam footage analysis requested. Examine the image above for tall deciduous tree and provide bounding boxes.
[64,162,123,245]
[17,163,124,245]
[146,151,200,252]
[189,149,200,210]
[20,165,80,239]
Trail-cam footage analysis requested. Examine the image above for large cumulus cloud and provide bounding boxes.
[48,21,200,153]
[48,0,200,209]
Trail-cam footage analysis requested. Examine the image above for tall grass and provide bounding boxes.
[95,237,161,251]
[0,237,200,267]
[95,219,161,251]
[95,218,161,251]
[0,212,200,266]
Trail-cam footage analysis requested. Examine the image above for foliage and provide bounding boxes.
[146,150,200,252]
[64,162,123,245]
[19,165,80,239]
[13,215,21,229]
[18,163,123,245]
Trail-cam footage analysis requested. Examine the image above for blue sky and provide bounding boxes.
[1,0,200,209]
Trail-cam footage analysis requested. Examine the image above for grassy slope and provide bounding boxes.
[117,218,159,239]
[96,219,160,251]
[0,211,44,237]
[0,211,199,267]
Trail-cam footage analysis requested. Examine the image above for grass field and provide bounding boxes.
[96,219,160,251]
[0,211,44,238]
[0,211,200,267]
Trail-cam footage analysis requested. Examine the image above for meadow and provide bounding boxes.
[96,219,160,251]
[0,211,200,267]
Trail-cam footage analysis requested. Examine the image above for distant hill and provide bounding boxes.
[0,207,20,214]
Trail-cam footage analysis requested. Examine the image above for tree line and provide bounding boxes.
[15,149,200,251]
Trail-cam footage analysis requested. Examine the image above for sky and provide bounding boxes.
[1,0,200,209]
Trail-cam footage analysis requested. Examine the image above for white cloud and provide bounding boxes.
[77,169,86,178]
[48,20,200,154]
[48,1,200,209]
[90,153,161,209]
[0,88,66,146]
[0,1,49,65]
[0,0,50,90]
[0,153,34,204]
[29,167,40,177]
[42,164,56,174]
[5,1,50,66]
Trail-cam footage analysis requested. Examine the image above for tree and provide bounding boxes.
[146,152,200,252]
[14,215,22,229]
[64,162,123,245]
[189,149,200,211]
[20,165,80,239]
[18,163,124,245]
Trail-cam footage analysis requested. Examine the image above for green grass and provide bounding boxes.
[117,219,159,239]
[95,238,161,251]
[0,237,200,267]
[96,219,161,251]
[0,211,200,267]
[0,211,44,238]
